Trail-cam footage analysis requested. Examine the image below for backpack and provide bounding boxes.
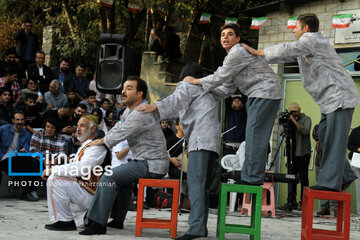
[155,190,172,209]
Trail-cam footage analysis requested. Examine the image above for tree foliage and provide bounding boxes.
[0,0,270,72]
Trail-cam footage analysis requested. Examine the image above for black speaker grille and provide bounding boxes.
[98,61,123,89]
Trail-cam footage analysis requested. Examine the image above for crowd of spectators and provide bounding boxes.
[0,19,129,201]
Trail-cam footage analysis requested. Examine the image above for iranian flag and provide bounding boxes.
[127,2,143,12]
[332,14,353,28]
[225,17,238,25]
[157,7,166,16]
[250,17,268,29]
[287,16,298,29]
[199,13,211,24]
[100,0,113,8]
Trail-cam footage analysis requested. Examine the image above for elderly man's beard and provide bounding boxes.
[77,128,92,143]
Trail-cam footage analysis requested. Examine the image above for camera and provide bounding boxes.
[279,110,291,126]
[279,110,295,138]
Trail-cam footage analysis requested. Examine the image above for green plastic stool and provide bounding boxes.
[217,183,262,240]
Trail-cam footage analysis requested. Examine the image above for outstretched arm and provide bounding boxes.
[241,43,265,57]
[183,76,201,85]
[137,103,158,113]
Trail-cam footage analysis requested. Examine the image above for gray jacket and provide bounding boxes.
[265,32,360,114]
[104,100,169,174]
[156,81,221,155]
[200,43,281,100]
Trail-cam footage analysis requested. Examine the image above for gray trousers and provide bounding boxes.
[186,150,217,236]
[354,167,360,215]
[86,160,163,225]
[317,108,357,190]
[241,98,280,184]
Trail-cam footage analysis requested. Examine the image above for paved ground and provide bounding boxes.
[1,197,360,240]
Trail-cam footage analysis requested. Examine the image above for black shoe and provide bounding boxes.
[45,220,76,231]
[310,185,338,192]
[316,207,330,216]
[297,202,302,211]
[107,219,123,229]
[236,180,262,186]
[278,203,295,212]
[79,221,106,235]
[143,201,149,209]
[175,234,203,240]
[222,170,242,182]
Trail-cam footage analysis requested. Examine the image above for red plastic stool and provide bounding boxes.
[301,187,352,240]
[135,178,179,238]
[241,182,276,218]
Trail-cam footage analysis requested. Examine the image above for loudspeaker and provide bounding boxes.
[96,34,132,94]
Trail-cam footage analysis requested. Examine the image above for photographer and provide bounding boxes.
[281,102,312,211]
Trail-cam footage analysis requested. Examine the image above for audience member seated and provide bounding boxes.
[73,103,87,125]
[104,109,114,130]
[20,79,42,101]
[30,117,67,166]
[0,65,21,105]
[0,110,34,201]
[43,116,108,230]
[71,64,89,100]
[16,93,43,134]
[26,51,53,94]
[64,130,81,157]
[66,88,81,109]
[0,48,24,79]
[43,105,74,135]
[0,88,15,126]
[100,98,110,118]
[51,58,72,92]
[166,119,187,179]
[44,79,68,109]
[91,108,108,134]
[160,120,175,139]
[80,90,97,114]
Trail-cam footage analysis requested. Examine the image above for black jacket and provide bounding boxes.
[51,67,73,92]
[27,63,53,93]
[14,29,39,59]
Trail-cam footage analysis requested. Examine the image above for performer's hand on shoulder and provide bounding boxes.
[183,76,201,85]
[89,138,105,146]
[137,103,157,113]
[241,43,265,57]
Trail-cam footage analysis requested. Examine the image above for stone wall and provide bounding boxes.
[258,0,360,163]
[42,26,54,67]
[258,0,360,49]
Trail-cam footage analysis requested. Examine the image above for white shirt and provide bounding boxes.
[111,140,132,168]
[52,139,107,178]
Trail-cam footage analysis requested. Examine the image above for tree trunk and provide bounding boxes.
[108,0,116,33]
[100,6,108,33]
[62,0,77,38]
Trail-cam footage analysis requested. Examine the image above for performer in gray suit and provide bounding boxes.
[242,13,359,191]
[138,62,221,240]
[78,76,169,235]
[184,23,281,186]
